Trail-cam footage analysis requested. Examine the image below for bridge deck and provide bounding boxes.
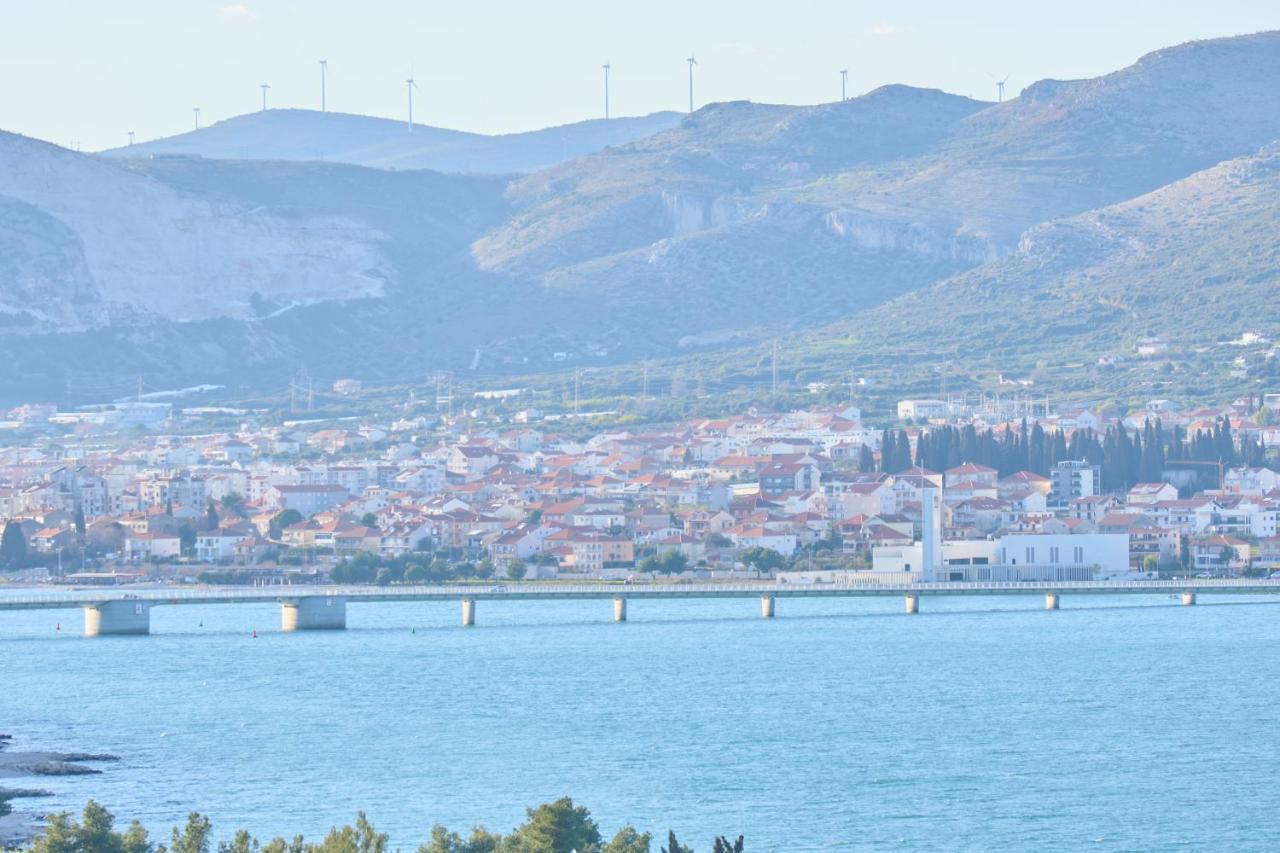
[1,579,1279,611]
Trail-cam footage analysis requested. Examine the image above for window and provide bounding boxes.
[1050,547,1060,564]
[1025,547,1036,564]
[1074,546,1084,564]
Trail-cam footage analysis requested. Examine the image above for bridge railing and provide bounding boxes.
[2,577,1280,607]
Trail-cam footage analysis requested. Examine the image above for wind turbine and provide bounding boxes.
[840,69,848,102]
[686,55,697,113]
[192,107,201,130]
[127,130,135,146]
[602,63,611,120]
[405,69,418,132]
[260,83,271,111]
[319,59,328,111]
[990,73,1010,103]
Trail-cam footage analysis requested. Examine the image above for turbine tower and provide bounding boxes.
[405,70,418,132]
[686,55,697,114]
[127,130,135,146]
[991,73,1010,103]
[602,63,611,119]
[260,83,271,111]
[840,69,848,102]
[192,107,201,130]
[319,59,328,111]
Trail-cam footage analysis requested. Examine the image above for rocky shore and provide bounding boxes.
[0,733,118,847]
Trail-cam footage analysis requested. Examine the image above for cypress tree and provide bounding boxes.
[0,520,26,569]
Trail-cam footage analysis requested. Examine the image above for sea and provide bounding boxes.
[3,591,1280,851]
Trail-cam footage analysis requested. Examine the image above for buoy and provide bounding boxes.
[251,630,257,638]
[56,623,61,632]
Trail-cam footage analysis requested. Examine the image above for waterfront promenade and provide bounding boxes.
[3,579,1280,635]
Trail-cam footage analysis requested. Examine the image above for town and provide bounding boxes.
[0,388,1278,589]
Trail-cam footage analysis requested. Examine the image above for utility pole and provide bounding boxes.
[574,369,581,415]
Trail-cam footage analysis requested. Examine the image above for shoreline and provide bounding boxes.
[0,734,118,848]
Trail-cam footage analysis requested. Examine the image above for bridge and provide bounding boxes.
[2,579,1280,636]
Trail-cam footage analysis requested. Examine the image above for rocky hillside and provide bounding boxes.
[100,109,684,174]
[3,31,1280,404]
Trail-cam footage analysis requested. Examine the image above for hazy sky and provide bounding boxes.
[4,0,1279,151]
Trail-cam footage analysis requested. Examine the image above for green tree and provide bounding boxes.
[660,832,692,853]
[220,830,261,853]
[506,797,601,853]
[603,826,652,853]
[359,513,378,527]
[507,560,528,580]
[311,812,387,853]
[739,546,785,573]
[712,837,744,853]
[417,826,501,853]
[74,506,87,537]
[178,523,198,558]
[171,812,214,853]
[705,532,732,548]
[269,509,304,540]
[206,502,221,531]
[0,519,26,568]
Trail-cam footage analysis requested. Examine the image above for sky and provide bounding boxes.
[3,0,1279,152]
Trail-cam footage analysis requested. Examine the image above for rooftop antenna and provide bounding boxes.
[127,130,135,146]
[840,69,848,102]
[192,107,201,130]
[602,62,611,119]
[405,69,417,132]
[319,59,328,111]
[989,73,1010,103]
[686,55,697,114]
[260,83,271,111]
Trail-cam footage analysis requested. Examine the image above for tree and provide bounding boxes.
[74,506,87,538]
[661,832,693,853]
[508,560,528,580]
[706,532,732,548]
[311,812,387,853]
[740,546,785,573]
[207,502,220,531]
[359,513,378,527]
[171,812,214,853]
[0,520,26,568]
[603,827,652,853]
[178,523,198,558]
[28,800,154,853]
[269,509,304,540]
[507,797,601,853]
[712,837,744,853]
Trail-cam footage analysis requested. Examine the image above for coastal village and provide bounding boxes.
[2,391,1280,586]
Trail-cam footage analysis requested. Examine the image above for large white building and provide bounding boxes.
[873,533,1132,581]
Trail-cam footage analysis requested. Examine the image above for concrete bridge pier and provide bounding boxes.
[462,597,476,627]
[84,600,151,636]
[905,593,920,615]
[613,597,627,623]
[281,597,346,631]
[1182,591,1197,606]
[1045,593,1060,611]
[761,595,775,619]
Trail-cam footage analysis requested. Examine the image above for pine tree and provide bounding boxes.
[0,520,26,569]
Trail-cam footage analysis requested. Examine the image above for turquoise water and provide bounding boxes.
[3,593,1280,851]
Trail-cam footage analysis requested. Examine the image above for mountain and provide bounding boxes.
[473,32,1280,351]
[3,31,1280,405]
[99,109,684,174]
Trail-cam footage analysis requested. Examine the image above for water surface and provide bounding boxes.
[2,593,1278,850]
